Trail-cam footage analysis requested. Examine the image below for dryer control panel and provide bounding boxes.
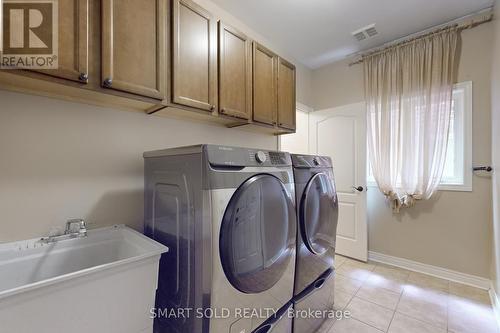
[205,145,292,167]
[291,154,333,168]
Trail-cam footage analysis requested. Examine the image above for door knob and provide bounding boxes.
[473,166,493,172]
[352,186,364,192]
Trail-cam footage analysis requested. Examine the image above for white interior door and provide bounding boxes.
[309,102,368,261]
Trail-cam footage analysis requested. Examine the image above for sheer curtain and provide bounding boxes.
[364,27,459,211]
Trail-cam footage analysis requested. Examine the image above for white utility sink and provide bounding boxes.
[0,224,167,333]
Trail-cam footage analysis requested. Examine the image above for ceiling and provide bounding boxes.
[211,0,494,69]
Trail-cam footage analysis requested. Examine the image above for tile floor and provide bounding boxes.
[319,255,499,333]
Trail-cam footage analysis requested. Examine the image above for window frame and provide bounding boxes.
[438,81,473,191]
[367,81,473,192]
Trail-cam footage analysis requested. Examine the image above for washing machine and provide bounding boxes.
[291,154,338,333]
[144,145,296,333]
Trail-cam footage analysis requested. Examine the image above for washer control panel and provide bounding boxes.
[255,151,267,163]
[269,152,289,165]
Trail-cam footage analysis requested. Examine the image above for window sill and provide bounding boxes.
[437,184,472,192]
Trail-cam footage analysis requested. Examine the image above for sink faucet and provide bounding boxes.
[65,218,87,238]
[41,218,88,244]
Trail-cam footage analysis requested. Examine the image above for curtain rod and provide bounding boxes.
[348,7,493,66]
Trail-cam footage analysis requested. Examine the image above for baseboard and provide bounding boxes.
[489,284,500,331]
[368,251,491,290]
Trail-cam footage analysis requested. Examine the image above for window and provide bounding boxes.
[367,81,472,191]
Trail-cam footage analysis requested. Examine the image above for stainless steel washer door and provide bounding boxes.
[299,172,338,255]
[219,174,296,294]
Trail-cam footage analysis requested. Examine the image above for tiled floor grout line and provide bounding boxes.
[393,309,449,332]
[370,262,399,332]
[342,262,396,332]
[342,310,386,332]
[352,287,398,312]
[336,271,401,298]
[353,294,399,312]
[378,268,450,330]
[337,257,447,331]
[341,284,386,332]
[375,264,394,332]
[446,281,451,332]
[398,267,452,331]
[386,268,407,333]
[334,256,497,333]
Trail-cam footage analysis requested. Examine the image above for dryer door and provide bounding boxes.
[220,174,296,294]
[300,172,338,255]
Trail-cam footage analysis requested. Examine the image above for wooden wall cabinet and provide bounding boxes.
[218,21,252,120]
[30,0,89,83]
[277,58,296,130]
[101,0,167,99]
[171,0,217,112]
[252,42,278,126]
[252,42,296,131]
[0,0,297,134]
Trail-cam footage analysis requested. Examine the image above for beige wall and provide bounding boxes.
[312,58,364,110]
[0,90,278,242]
[312,23,494,277]
[279,110,310,155]
[491,0,500,292]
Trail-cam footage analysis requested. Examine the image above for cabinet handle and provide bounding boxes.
[103,78,112,88]
[220,108,225,113]
[210,105,215,111]
[78,73,88,83]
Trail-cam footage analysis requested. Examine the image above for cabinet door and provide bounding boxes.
[32,0,89,83]
[102,0,166,99]
[253,42,277,126]
[277,57,296,130]
[218,21,252,120]
[172,0,217,112]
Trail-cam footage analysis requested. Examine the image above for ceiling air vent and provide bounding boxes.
[352,24,378,41]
